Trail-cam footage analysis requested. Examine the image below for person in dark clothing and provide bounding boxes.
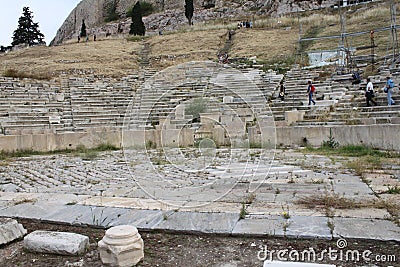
[307,80,316,105]
[278,80,286,101]
[352,70,361,84]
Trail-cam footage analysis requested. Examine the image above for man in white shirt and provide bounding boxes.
[366,78,377,106]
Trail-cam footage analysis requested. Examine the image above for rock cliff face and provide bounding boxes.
[51,0,207,44]
[51,0,105,45]
[51,0,335,45]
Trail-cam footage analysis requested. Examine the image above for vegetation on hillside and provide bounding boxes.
[129,2,146,36]
[127,1,155,17]
[104,0,121,22]
[12,7,45,46]
[0,2,397,78]
[185,98,208,122]
[0,39,141,79]
[185,0,194,26]
[0,143,119,161]
[80,19,87,38]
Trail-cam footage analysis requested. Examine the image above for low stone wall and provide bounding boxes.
[0,129,121,152]
[0,128,194,152]
[0,124,399,152]
[277,124,400,151]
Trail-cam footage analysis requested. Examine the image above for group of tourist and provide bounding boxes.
[237,20,253,29]
[365,76,396,107]
[77,34,96,43]
[277,75,396,107]
[277,79,316,105]
[217,52,229,64]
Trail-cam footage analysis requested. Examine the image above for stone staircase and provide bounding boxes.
[1,62,399,138]
[127,62,279,131]
[0,75,140,135]
[320,73,400,125]
[68,77,137,131]
[268,68,347,125]
[0,77,63,135]
[60,75,74,132]
[139,41,151,68]
[268,67,400,126]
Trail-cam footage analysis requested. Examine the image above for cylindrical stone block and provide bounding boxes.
[98,225,144,267]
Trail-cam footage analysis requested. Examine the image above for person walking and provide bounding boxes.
[307,80,316,105]
[278,80,286,101]
[366,78,377,106]
[384,76,395,106]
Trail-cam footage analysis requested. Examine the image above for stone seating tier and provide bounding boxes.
[1,66,400,135]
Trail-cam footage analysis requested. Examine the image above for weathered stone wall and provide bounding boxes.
[1,124,399,152]
[277,124,400,151]
[0,129,121,152]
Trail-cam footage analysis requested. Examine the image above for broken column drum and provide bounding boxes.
[98,225,144,267]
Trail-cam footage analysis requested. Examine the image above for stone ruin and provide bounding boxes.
[0,60,399,151]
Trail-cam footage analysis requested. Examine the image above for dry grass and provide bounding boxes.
[300,13,338,27]
[307,2,396,59]
[0,38,141,79]
[346,155,382,176]
[3,68,51,80]
[230,28,298,61]
[296,192,391,211]
[147,29,226,69]
[296,193,361,210]
[0,2,398,78]
[384,199,400,224]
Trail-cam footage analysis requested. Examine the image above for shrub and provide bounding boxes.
[387,186,400,194]
[321,128,339,149]
[126,35,148,42]
[185,98,208,122]
[95,143,119,151]
[127,1,155,17]
[129,2,146,36]
[239,203,248,219]
[4,69,20,78]
[346,155,382,176]
[3,68,51,80]
[104,0,120,22]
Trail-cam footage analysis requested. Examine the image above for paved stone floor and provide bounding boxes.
[0,148,399,242]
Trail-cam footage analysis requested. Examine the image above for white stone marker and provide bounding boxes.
[264,261,335,267]
[23,231,89,255]
[98,225,144,267]
[0,218,27,245]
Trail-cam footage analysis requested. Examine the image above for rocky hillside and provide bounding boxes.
[51,0,335,45]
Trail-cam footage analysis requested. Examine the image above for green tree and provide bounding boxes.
[104,0,120,22]
[129,2,145,36]
[185,0,194,26]
[185,98,207,122]
[12,7,45,46]
[80,19,87,38]
[127,1,155,17]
